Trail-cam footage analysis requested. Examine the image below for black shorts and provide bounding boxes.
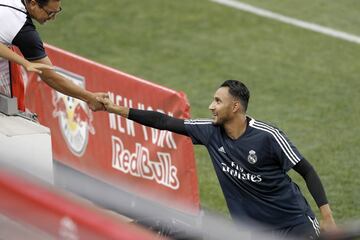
[275,215,320,240]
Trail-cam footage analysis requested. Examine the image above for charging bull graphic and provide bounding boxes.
[52,69,94,157]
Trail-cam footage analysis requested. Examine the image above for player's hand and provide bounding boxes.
[320,216,338,233]
[320,218,345,240]
[319,204,338,233]
[24,62,54,74]
[96,95,116,113]
[87,92,109,112]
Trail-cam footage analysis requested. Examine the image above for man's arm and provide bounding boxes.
[33,57,106,111]
[97,96,188,135]
[293,159,337,232]
[0,43,52,74]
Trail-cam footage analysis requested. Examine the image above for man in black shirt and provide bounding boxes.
[0,0,106,111]
[97,80,337,239]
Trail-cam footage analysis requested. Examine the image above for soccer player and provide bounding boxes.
[97,80,337,239]
[0,0,106,111]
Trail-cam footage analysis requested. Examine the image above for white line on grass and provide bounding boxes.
[210,0,360,45]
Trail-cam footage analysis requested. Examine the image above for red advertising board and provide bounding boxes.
[25,44,200,212]
[0,169,161,240]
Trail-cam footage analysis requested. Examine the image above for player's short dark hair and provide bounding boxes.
[220,80,250,112]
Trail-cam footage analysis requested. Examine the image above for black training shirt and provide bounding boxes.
[184,117,314,228]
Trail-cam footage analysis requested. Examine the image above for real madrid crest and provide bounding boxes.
[247,150,257,164]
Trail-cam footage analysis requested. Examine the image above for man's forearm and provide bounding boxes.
[0,43,28,67]
[35,57,93,102]
[41,69,92,101]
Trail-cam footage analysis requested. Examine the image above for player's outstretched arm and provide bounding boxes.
[0,43,53,74]
[97,96,188,135]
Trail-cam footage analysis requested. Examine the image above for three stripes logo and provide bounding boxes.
[249,118,301,165]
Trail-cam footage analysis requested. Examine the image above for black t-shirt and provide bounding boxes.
[12,15,47,61]
[184,117,314,228]
[0,0,47,60]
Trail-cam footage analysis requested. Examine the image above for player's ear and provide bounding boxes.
[232,101,241,113]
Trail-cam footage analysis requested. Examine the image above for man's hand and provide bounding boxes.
[96,95,116,113]
[24,62,54,74]
[96,95,129,117]
[87,92,109,112]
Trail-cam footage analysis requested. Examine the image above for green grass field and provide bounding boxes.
[38,0,360,222]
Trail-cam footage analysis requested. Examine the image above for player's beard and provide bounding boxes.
[212,112,231,126]
[211,102,234,125]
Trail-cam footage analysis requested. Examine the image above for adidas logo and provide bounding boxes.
[218,146,226,154]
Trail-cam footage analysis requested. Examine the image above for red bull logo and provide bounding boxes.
[52,68,94,156]
[111,136,180,190]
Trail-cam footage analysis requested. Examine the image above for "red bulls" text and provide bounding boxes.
[111,136,180,190]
